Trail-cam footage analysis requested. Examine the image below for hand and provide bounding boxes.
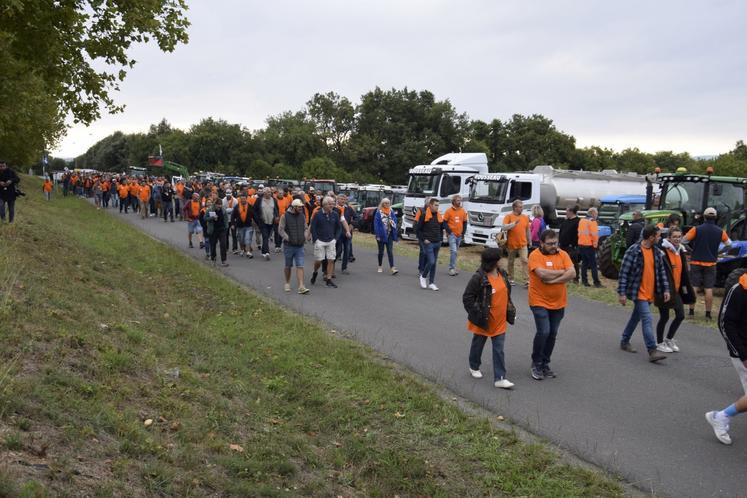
[618,295,627,306]
[424,240,431,245]
[376,237,380,242]
[663,292,671,302]
[346,231,352,239]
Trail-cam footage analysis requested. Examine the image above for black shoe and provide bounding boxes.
[593,282,603,288]
[189,241,194,248]
[325,279,338,288]
[310,272,318,285]
[531,365,545,380]
[542,365,556,378]
[688,308,695,316]
[199,242,205,249]
[349,256,356,263]
[705,311,712,320]
[582,282,591,287]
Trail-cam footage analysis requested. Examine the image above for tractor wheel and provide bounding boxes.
[598,237,619,280]
[724,268,747,292]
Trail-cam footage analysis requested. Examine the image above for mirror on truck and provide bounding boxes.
[440,174,461,197]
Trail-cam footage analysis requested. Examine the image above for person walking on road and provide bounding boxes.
[529,205,546,248]
[705,271,747,445]
[684,207,732,320]
[118,180,130,213]
[336,194,356,275]
[617,225,670,362]
[578,207,602,287]
[655,227,695,353]
[501,200,531,285]
[0,160,20,223]
[416,198,445,291]
[231,193,255,258]
[443,195,467,276]
[253,188,279,260]
[373,197,399,275]
[310,196,343,288]
[559,205,580,283]
[528,229,576,380]
[463,247,515,389]
[161,182,175,222]
[138,180,151,220]
[184,192,204,250]
[205,199,229,267]
[278,198,311,294]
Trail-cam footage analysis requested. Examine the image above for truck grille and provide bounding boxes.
[468,211,496,227]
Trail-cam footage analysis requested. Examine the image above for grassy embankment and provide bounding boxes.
[354,233,718,329]
[0,176,625,496]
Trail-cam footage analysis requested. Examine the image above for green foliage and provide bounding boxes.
[0,1,189,165]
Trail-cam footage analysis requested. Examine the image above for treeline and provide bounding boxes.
[68,87,747,184]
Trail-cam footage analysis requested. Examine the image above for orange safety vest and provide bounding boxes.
[578,218,599,247]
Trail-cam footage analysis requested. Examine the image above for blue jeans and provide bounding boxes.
[284,244,305,268]
[237,226,254,251]
[377,238,395,268]
[448,234,462,270]
[336,235,352,270]
[530,306,565,367]
[469,333,507,381]
[621,299,656,350]
[422,241,440,284]
[418,240,426,275]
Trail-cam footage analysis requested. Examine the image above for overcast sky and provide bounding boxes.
[54,0,747,158]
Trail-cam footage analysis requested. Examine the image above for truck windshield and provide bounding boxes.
[469,179,509,204]
[407,174,440,196]
[661,182,705,215]
[359,190,391,209]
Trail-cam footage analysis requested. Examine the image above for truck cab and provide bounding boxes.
[463,173,541,247]
[596,194,647,241]
[401,153,489,240]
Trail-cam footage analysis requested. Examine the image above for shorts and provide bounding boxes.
[237,226,254,246]
[314,240,336,261]
[690,264,716,288]
[732,357,747,395]
[284,244,305,268]
[188,219,203,234]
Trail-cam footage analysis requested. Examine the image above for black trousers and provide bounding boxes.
[163,201,174,221]
[656,294,685,342]
[209,230,227,262]
[0,198,15,222]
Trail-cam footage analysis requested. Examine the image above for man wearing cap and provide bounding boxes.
[684,207,731,320]
[278,198,311,294]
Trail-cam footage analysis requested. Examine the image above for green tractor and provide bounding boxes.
[598,169,747,286]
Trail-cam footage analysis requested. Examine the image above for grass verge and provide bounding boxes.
[0,176,625,496]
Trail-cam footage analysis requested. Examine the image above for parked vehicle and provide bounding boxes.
[597,194,647,241]
[464,166,648,247]
[302,178,337,194]
[598,169,747,286]
[401,153,489,240]
[356,184,393,232]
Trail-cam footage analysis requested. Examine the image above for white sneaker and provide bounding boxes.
[283,283,291,292]
[428,283,439,291]
[494,379,515,389]
[656,342,673,353]
[377,267,383,273]
[705,411,732,445]
[419,275,427,289]
[391,267,398,275]
[469,368,483,379]
[448,268,457,276]
[665,338,680,352]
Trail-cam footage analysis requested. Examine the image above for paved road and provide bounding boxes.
[112,208,745,497]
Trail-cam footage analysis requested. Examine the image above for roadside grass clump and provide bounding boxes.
[0,176,626,496]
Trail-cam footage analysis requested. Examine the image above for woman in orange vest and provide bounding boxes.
[462,247,514,389]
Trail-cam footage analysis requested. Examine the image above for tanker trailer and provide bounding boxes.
[464,166,649,247]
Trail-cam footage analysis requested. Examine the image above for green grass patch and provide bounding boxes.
[0,176,626,496]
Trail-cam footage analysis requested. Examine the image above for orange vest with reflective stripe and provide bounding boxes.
[578,218,599,247]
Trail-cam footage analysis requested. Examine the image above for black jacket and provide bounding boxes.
[416,209,445,243]
[0,168,20,201]
[161,186,174,202]
[655,244,695,308]
[230,203,255,228]
[462,269,512,330]
[559,216,579,248]
[719,279,747,361]
[626,219,645,248]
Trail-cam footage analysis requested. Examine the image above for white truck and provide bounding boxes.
[400,153,489,240]
[464,165,648,247]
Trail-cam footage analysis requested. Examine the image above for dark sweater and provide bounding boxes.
[310,209,341,243]
[416,210,445,243]
[559,216,579,248]
[280,208,307,247]
[719,277,747,361]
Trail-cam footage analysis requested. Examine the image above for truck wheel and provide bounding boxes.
[598,237,619,280]
[724,268,747,291]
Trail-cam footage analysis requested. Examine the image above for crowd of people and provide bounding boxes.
[5,165,745,446]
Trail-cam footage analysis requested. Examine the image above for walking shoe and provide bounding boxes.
[620,342,637,353]
[705,411,732,445]
[284,283,291,292]
[247,252,254,259]
[448,268,457,276]
[274,247,282,253]
[391,267,398,275]
[494,379,515,389]
[428,283,439,291]
[705,311,712,320]
[377,267,383,273]
[311,272,318,285]
[298,287,310,295]
[263,253,270,260]
[233,250,239,255]
[648,349,667,362]
[199,242,205,249]
[665,338,679,352]
[419,275,427,289]
[325,279,338,288]
[531,365,545,380]
[349,256,356,262]
[688,308,695,317]
[656,342,674,353]
[469,368,483,379]
[593,282,603,288]
[341,269,350,275]
[582,281,591,287]
[542,365,556,378]
[189,241,194,248]
[220,262,229,267]
[205,254,210,260]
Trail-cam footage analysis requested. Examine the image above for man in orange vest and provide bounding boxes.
[502,200,531,284]
[42,178,53,201]
[578,207,602,287]
[138,180,151,220]
[443,195,468,276]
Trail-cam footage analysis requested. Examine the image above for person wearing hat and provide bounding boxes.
[684,207,732,320]
[278,198,311,294]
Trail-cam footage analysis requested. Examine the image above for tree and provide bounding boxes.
[255,111,325,168]
[497,114,576,171]
[729,140,747,161]
[612,148,657,174]
[306,92,355,157]
[0,1,189,164]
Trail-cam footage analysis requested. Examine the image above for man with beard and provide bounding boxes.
[527,229,576,380]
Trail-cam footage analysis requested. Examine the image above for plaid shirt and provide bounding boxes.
[617,242,670,300]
